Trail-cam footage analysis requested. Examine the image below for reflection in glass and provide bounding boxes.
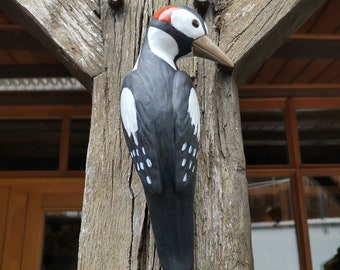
[68,118,90,170]
[41,212,81,270]
[241,110,288,165]
[297,109,340,164]
[303,176,340,269]
[0,119,61,170]
[248,177,299,270]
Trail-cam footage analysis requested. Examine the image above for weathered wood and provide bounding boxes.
[194,58,252,268]
[0,0,103,90]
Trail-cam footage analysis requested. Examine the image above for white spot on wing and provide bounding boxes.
[181,159,187,167]
[146,176,152,185]
[189,160,193,169]
[188,145,192,154]
[183,173,188,182]
[146,158,152,167]
[142,147,146,155]
[140,162,144,170]
[120,87,139,145]
[182,142,187,151]
[188,88,200,140]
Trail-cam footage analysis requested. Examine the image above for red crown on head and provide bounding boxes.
[153,6,179,24]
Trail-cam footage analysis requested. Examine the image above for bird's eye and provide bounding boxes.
[192,19,199,28]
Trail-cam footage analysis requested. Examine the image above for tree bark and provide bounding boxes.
[78,0,326,269]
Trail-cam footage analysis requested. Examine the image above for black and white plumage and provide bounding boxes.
[120,5,233,270]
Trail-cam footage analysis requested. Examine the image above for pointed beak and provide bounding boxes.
[193,35,234,68]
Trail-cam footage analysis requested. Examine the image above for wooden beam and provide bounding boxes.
[0,30,45,50]
[0,65,70,78]
[240,83,340,97]
[274,34,340,59]
[0,0,104,90]
[218,0,328,85]
[0,91,91,105]
[291,171,313,270]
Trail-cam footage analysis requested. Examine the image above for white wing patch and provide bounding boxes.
[120,87,139,145]
[188,87,200,140]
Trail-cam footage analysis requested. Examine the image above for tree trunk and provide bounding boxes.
[78,0,325,269]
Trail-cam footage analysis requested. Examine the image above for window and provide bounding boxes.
[0,119,61,170]
[297,109,340,164]
[248,176,299,269]
[0,105,90,268]
[68,119,91,170]
[241,97,340,270]
[241,110,288,165]
[303,175,340,269]
[0,105,91,176]
[42,212,81,270]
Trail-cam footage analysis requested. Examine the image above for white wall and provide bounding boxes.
[252,219,340,270]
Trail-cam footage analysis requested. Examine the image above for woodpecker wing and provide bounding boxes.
[120,73,164,194]
[172,71,200,191]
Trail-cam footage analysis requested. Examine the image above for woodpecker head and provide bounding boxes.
[148,5,234,68]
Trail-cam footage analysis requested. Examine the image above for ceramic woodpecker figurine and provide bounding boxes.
[120,5,233,270]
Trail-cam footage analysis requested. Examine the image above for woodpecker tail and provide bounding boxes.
[144,179,195,270]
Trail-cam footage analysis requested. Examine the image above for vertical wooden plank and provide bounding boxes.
[21,193,44,270]
[291,172,313,270]
[0,186,10,266]
[285,98,301,166]
[285,98,312,270]
[1,191,28,270]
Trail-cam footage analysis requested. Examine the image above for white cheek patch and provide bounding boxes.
[171,9,206,39]
[188,87,200,140]
[120,87,139,145]
[148,27,178,69]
